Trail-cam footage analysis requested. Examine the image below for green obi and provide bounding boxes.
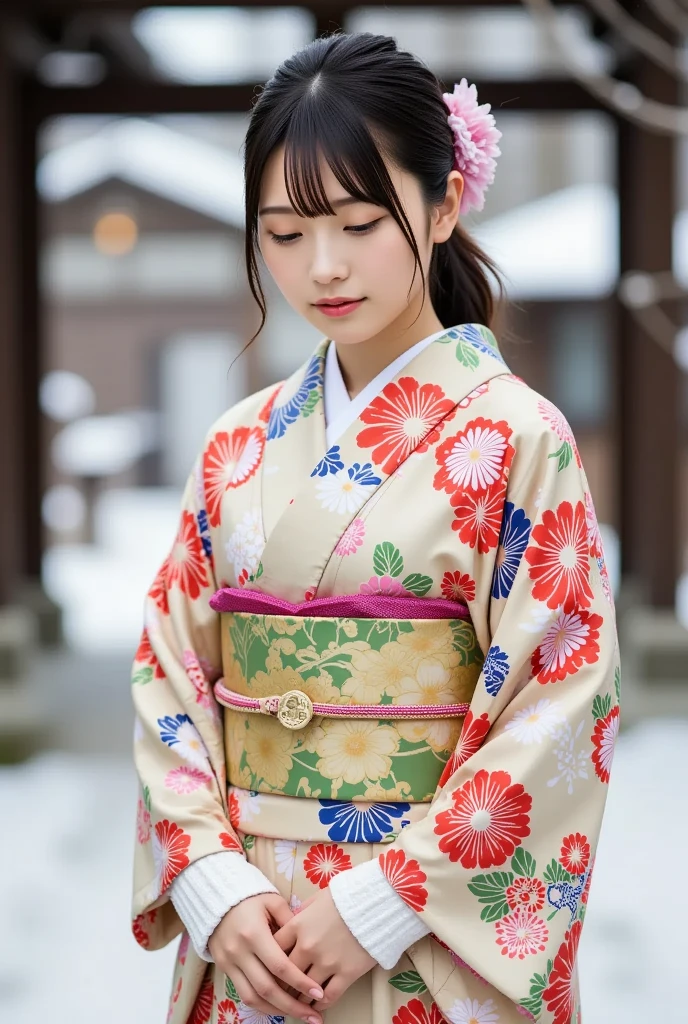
[221,613,483,803]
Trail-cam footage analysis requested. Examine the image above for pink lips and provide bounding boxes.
[314,298,365,318]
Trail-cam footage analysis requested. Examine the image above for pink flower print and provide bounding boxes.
[359,574,409,596]
[136,798,151,844]
[335,518,366,557]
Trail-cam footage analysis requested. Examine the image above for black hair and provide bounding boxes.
[243,31,505,341]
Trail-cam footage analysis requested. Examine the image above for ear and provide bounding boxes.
[432,171,463,244]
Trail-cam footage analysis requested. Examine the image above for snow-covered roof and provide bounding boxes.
[37,121,688,300]
[37,118,245,228]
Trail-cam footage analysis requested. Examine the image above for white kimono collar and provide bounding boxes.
[324,326,450,447]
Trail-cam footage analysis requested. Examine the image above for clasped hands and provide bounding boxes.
[208,888,376,1023]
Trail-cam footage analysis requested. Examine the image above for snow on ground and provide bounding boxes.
[1,721,686,1023]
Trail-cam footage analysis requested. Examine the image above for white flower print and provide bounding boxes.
[232,787,261,822]
[289,892,303,913]
[224,508,264,580]
[505,699,566,745]
[133,716,145,744]
[315,469,371,515]
[274,840,297,881]
[547,719,591,795]
[444,424,508,492]
[446,997,500,1024]
[171,719,212,772]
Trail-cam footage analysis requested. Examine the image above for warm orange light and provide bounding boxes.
[93,211,138,256]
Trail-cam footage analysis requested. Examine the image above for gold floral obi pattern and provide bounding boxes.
[219,611,483,802]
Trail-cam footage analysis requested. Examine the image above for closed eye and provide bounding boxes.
[268,217,384,245]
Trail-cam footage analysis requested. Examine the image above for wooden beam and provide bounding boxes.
[25,77,605,120]
[6,0,575,13]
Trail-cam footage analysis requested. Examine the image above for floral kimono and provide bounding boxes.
[131,323,619,1024]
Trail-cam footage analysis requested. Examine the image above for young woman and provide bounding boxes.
[131,32,619,1024]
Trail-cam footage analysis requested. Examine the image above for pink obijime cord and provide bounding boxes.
[210,587,473,728]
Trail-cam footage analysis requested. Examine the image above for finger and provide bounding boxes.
[263,893,294,930]
[227,965,287,1020]
[311,973,352,1012]
[244,955,323,1023]
[272,919,296,953]
[295,963,334,1004]
[256,931,324,1002]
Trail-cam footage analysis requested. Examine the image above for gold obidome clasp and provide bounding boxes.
[276,689,313,730]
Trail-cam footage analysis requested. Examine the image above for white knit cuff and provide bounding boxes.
[328,858,431,970]
[170,851,278,962]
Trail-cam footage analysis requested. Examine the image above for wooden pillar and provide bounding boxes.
[0,25,23,606]
[616,9,680,609]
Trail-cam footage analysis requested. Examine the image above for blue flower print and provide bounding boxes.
[492,502,531,599]
[348,462,382,487]
[267,353,323,440]
[311,445,345,478]
[318,800,410,842]
[448,323,506,364]
[196,508,213,561]
[484,646,510,697]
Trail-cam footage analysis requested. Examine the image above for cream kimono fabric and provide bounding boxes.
[131,323,619,1024]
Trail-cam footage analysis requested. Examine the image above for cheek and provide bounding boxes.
[262,245,304,298]
[362,225,421,286]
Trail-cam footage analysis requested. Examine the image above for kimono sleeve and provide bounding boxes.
[376,409,620,1022]
[130,454,244,952]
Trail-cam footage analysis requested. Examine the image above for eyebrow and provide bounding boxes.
[258,196,367,216]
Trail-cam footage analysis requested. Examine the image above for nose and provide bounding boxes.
[310,233,348,285]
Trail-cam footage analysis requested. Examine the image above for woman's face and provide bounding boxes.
[257,146,459,346]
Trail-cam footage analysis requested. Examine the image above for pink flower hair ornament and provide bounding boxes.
[443,79,502,216]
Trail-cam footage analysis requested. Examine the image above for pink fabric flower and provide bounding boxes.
[335,518,366,557]
[443,79,502,215]
[358,574,409,596]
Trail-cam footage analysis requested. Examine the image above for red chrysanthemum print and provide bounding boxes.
[228,790,241,830]
[451,484,505,553]
[378,849,428,911]
[303,843,352,889]
[149,560,169,615]
[440,570,476,603]
[188,974,214,1024]
[506,875,546,912]
[560,833,591,875]
[434,769,532,869]
[166,511,209,601]
[153,819,191,890]
[219,830,243,853]
[438,711,491,786]
[356,377,455,475]
[434,417,513,497]
[132,910,156,949]
[495,908,548,959]
[217,999,240,1024]
[591,705,619,784]
[543,920,583,1024]
[525,501,593,611]
[203,427,265,527]
[392,997,445,1024]
[134,629,165,680]
[258,385,281,424]
[532,609,603,684]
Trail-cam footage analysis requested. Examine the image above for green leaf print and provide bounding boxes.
[614,665,621,705]
[511,848,537,879]
[225,976,240,1001]
[142,785,152,812]
[478,324,500,351]
[401,573,433,597]
[592,693,612,721]
[519,959,552,1020]
[373,542,404,578]
[242,834,256,852]
[388,970,428,994]
[255,561,264,579]
[467,870,514,922]
[301,388,321,418]
[549,441,573,472]
[132,666,154,686]
[543,858,574,886]
[455,340,480,370]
